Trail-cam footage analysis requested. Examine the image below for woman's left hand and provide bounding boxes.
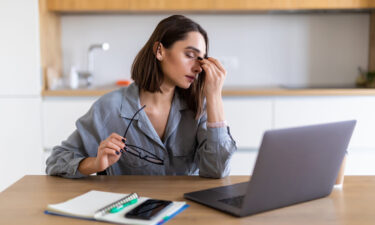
[199,57,227,98]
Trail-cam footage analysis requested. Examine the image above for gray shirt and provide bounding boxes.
[46,83,237,178]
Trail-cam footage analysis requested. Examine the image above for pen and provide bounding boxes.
[109,199,138,213]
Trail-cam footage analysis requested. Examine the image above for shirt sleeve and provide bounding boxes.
[45,102,106,178]
[195,113,237,178]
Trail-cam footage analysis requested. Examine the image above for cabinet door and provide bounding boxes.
[42,98,97,149]
[0,0,40,95]
[223,97,273,148]
[229,150,258,175]
[274,96,375,148]
[0,98,42,191]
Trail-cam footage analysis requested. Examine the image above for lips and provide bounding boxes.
[185,75,196,81]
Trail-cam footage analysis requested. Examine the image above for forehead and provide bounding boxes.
[172,31,206,55]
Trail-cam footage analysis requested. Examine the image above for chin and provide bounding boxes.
[177,82,193,89]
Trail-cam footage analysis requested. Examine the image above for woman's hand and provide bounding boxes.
[199,57,227,98]
[198,57,226,123]
[94,133,126,172]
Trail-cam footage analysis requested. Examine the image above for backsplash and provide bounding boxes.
[61,13,369,88]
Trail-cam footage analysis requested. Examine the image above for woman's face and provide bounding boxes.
[159,31,206,89]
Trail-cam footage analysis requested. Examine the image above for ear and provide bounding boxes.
[153,41,164,61]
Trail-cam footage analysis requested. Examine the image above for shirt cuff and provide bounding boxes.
[207,120,227,128]
[68,157,88,178]
[207,126,229,140]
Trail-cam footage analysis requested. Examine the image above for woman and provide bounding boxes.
[46,15,237,178]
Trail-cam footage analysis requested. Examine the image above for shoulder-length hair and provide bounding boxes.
[131,15,208,119]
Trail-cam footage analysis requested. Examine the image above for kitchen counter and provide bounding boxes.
[42,86,375,97]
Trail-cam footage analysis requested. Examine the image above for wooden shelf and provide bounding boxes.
[46,0,375,12]
[42,87,375,97]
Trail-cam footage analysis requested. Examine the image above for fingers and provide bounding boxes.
[110,132,126,143]
[99,133,126,156]
[102,147,120,157]
[198,57,226,75]
[207,57,226,74]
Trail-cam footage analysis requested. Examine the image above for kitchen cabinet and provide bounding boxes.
[223,97,273,148]
[0,98,43,191]
[274,96,375,148]
[46,0,375,12]
[42,97,272,149]
[0,0,40,95]
[42,97,97,149]
[39,0,375,97]
[41,96,375,176]
[229,150,258,175]
[0,0,43,192]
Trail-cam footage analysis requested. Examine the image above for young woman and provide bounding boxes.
[46,15,237,178]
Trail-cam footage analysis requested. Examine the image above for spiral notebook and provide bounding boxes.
[45,190,188,225]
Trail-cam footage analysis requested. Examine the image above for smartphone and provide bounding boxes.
[125,199,172,220]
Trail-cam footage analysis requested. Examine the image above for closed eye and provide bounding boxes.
[185,52,195,59]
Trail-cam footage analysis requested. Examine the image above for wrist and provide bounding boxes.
[205,92,222,102]
[78,157,100,175]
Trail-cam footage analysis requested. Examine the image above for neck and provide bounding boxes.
[140,83,175,108]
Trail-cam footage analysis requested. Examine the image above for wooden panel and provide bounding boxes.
[369,12,375,71]
[39,0,62,91]
[47,0,375,12]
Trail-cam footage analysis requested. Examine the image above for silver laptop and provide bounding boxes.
[184,120,356,217]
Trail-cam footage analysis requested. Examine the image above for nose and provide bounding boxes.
[192,61,203,74]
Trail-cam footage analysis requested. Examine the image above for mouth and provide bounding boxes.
[185,75,196,82]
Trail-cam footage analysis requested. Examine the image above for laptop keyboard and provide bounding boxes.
[218,195,245,208]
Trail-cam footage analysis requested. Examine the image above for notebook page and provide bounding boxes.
[46,190,129,218]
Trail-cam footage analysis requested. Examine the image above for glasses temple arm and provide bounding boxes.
[123,105,146,138]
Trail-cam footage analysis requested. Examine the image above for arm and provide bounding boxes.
[195,57,237,178]
[46,99,125,178]
[195,113,237,178]
[45,103,102,178]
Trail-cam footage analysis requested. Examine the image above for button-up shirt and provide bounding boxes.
[46,83,237,178]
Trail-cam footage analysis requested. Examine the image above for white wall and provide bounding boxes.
[0,0,42,191]
[60,13,368,88]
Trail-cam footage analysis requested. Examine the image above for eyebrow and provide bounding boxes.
[185,46,202,54]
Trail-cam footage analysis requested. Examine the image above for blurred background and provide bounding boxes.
[1,0,375,191]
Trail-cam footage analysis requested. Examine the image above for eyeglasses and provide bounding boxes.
[122,105,164,165]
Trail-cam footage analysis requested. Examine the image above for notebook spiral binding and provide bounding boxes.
[95,193,138,216]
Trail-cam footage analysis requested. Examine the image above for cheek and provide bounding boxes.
[169,56,192,72]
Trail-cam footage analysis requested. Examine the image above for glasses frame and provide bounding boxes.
[122,105,164,165]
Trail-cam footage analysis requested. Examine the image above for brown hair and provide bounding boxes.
[131,15,208,119]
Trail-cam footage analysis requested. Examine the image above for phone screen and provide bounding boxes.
[125,199,172,220]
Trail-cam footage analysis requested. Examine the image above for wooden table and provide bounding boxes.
[0,175,374,225]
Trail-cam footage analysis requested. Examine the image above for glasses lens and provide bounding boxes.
[124,146,140,156]
[125,145,163,165]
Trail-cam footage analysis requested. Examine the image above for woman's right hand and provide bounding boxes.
[94,133,126,172]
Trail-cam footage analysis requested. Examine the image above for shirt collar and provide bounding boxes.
[120,83,142,120]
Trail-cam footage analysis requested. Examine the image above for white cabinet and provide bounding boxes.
[0,98,42,191]
[229,150,258,175]
[223,97,273,148]
[42,97,272,150]
[274,96,375,148]
[0,0,41,96]
[42,97,98,149]
[0,0,42,192]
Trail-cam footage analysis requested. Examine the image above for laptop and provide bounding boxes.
[184,120,356,217]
